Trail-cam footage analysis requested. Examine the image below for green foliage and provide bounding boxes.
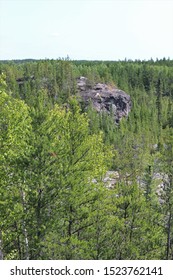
[0,78,32,259]
[0,58,173,259]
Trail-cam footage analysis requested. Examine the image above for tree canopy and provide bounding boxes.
[0,58,173,259]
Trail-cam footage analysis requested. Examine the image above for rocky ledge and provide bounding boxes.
[77,76,132,123]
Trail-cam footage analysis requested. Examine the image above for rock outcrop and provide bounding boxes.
[77,76,132,123]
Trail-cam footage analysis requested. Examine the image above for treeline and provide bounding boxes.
[0,58,173,259]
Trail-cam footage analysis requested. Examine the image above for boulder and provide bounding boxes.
[76,77,132,123]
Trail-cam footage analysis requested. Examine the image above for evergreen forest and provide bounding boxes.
[0,58,173,260]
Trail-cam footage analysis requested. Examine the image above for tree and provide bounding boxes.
[156,77,163,150]
[160,127,173,259]
[39,98,112,259]
[0,76,32,259]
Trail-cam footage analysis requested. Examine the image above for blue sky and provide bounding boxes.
[0,0,173,60]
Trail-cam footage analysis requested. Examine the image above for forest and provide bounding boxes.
[0,58,173,260]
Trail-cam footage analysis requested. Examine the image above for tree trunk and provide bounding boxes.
[166,211,172,259]
[21,190,29,260]
[0,231,3,260]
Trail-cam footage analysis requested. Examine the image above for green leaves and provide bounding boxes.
[0,91,32,160]
[37,99,110,259]
[0,80,33,259]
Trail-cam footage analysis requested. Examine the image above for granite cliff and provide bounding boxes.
[77,76,132,123]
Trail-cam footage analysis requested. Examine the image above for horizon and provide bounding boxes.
[0,57,172,62]
[0,0,173,61]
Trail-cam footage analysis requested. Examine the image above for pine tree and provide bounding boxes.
[0,77,32,259]
[39,98,112,259]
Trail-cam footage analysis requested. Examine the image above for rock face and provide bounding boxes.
[77,76,132,123]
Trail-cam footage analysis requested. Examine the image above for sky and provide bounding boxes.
[0,0,173,61]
